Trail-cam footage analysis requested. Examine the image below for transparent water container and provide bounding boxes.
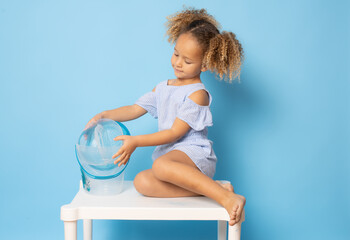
[75,119,130,195]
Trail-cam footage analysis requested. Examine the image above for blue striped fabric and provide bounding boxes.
[135,80,217,178]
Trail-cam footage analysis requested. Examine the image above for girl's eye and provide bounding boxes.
[185,61,191,64]
[174,53,179,56]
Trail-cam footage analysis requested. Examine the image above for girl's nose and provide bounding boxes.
[175,59,182,68]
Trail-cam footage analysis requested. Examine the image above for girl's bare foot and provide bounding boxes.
[223,192,246,226]
[216,180,234,192]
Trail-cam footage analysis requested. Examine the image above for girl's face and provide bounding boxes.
[171,33,207,81]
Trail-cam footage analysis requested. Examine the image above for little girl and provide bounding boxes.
[85,7,245,226]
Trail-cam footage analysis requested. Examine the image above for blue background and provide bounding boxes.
[0,0,349,239]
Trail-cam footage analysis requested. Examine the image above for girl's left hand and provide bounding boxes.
[112,135,138,167]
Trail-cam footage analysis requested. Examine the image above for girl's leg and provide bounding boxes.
[134,170,234,197]
[135,150,246,226]
[134,149,203,197]
[216,180,234,192]
[134,169,200,197]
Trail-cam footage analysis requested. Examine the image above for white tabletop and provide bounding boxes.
[61,181,236,222]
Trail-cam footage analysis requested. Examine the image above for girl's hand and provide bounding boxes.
[112,135,138,167]
[84,112,104,131]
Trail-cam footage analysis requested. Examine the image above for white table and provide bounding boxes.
[61,181,245,240]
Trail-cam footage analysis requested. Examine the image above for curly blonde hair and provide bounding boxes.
[165,7,244,82]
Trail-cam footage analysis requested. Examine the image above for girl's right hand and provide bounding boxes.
[84,112,104,131]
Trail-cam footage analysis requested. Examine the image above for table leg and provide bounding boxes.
[64,221,77,240]
[83,219,93,240]
[218,220,227,240]
[228,222,241,240]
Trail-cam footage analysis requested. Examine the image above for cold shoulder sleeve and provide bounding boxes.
[177,97,213,131]
[135,91,158,118]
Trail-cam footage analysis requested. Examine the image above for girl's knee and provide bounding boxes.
[134,171,154,196]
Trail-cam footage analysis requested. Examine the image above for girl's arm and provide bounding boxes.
[113,118,190,166]
[130,89,208,146]
[136,117,190,146]
[101,105,147,122]
[112,89,208,166]
[84,104,147,130]
[85,87,156,130]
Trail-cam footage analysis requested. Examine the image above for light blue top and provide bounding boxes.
[135,80,217,178]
